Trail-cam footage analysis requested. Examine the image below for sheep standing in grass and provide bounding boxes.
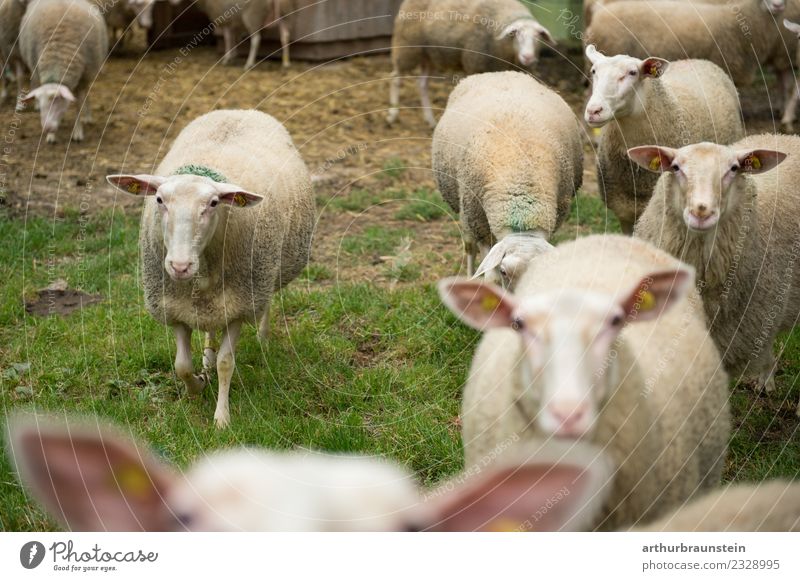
[585,46,744,233]
[0,0,28,111]
[107,110,314,429]
[18,0,108,143]
[387,0,554,128]
[439,234,730,529]
[630,134,800,415]
[585,0,795,128]
[433,71,581,289]
[197,0,291,70]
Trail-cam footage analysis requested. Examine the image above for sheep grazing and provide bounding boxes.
[629,134,800,415]
[6,415,615,532]
[90,0,157,49]
[439,234,731,529]
[197,0,291,70]
[432,71,581,289]
[585,0,796,128]
[18,0,108,143]
[0,0,27,111]
[387,0,554,127]
[106,110,315,429]
[585,46,744,233]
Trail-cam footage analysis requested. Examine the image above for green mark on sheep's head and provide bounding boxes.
[174,164,228,184]
[508,196,540,233]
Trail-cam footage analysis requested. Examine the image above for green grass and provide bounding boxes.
[394,188,453,222]
[0,192,798,531]
[382,157,406,180]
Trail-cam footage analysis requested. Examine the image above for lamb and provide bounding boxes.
[585,46,744,233]
[432,71,582,289]
[197,0,291,70]
[585,0,796,128]
[106,109,315,429]
[18,0,108,143]
[90,0,157,49]
[387,0,554,127]
[6,414,615,532]
[629,134,800,415]
[438,234,731,529]
[0,0,27,111]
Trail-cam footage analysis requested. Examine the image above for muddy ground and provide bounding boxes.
[0,45,791,283]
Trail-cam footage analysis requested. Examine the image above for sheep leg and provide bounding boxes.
[417,64,436,128]
[71,89,86,142]
[387,70,401,125]
[173,324,206,396]
[619,218,634,236]
[465,237,478,276]
[203,331,219,373]
[0,67,7,104]
[755,349,777,393]
[258,303,271,341]
[214,320,243,429]
[780,69,798,131]
[244,31,261,70]
[222,27,236,66]
[14,60,26,112]
[279,21,291,68]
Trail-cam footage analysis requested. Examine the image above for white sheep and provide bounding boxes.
[438,234,731,529]
[630,134,800,415]
[432,71,582,289]
[782,18,800,128]
[0,0,28,111]
[18,0,108,143]
[586,0,795,128]
[106,109,315,429]
[197,0,291,70]
[387,0,554,127]
[90,0,157,49]
[6,414,615,532]
[585,45,744,233]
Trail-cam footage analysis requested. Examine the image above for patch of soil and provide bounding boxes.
[24,280,103,317]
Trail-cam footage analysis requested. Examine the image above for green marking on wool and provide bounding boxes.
[508,197,539,233]
[174,164,228,183]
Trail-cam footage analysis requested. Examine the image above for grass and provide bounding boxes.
[0,192,798,531]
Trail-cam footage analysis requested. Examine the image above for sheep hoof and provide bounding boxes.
[386,111,398,126]
[214,411,230,429]
[243,61,256,72]
[202,348,217,371]
[15,101,25,113]
[71,128,84,142]
[45,132,56,144]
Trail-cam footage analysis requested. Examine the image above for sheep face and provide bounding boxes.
[584,45,669,127]
[496,20,554,69]
[22,83,75,143]
[439,271,692,439]
[128,0,156,28]
[474,233,554,290]
[628,143,787,232]
[763,0,786,15]
[106,174,263,280]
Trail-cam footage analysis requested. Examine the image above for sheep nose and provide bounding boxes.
[169,261,192,275]
[587,105,604,117]
[691,203,711,218]
[547,402,588,433]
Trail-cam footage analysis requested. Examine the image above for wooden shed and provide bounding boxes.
[149,0,405,60]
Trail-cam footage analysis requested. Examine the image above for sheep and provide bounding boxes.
[90,0,157,49]
[629,134,800,415]
[197,0,291,70]
[387,0,555,128]
[18,0,108,143]
[585,0,796,128]
[782,18,800,128]
[0,0,27,111]
[585,45,744,234]
[438,234,731,529]
[6,414,615,532]
[432,71,582,289]
[106,109,315,429]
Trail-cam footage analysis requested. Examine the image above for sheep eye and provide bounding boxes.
[730,164,740,173]
[511,317,524,331]
[611,314,623,327]
[591,68,596,76]
[670,164,680,172]
[499,266,508,277]
[210,199,219,208]
[628,70,637,76]
[155,196,163,205]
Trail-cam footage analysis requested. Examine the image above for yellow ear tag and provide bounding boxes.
[749,155,761,170]
[127,182,141,194]
[481,294,500,312]
[649,156,661,171]
[488,518,522,532]
[114,464,151,499]
[638,289,656,311]
[233,193,247,207]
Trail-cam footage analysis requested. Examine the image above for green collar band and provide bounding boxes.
[174,164,228,183]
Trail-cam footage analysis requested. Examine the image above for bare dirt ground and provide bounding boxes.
[0,45,790,284]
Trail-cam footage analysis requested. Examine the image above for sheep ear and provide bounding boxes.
[409,462,594,532]
[534,23,555,44]
[640,57,668,78]
[737,150,787,174]
[627,146,677,173]
[784,18,800,35]
[438,277,517,331]
[497,22,523,39]
[620,268,693,323]
[6,416,176,531]
[585,44,602,63]
[214,183,264,208]
[473,242,507,279]
[106,174,165,196]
